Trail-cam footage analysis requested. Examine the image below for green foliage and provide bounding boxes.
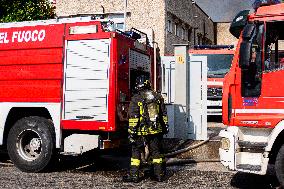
[0,0,55,23]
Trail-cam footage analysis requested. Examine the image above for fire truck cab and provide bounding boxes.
[0,17,156,172]
[219,1,284,186]
[189,46,234,116]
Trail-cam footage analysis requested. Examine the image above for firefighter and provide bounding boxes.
[122,75,169,183]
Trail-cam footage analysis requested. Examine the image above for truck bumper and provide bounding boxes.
[219,127,236,170]
[219,126,270,175]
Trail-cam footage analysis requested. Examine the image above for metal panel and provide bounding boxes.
[65,103,107,113]
[65,78,108,90]
[173,45,207,140]
[174,46,189,140]
[164,104,175,138]
[129,50,150,72]
[64,134,99,154]
[66,67,108,80]
[188,55,207,140]
[65,90,108,102]
[161,56,175,104]
[64,39,110,121]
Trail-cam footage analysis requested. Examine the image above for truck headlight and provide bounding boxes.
[220,138,230,150]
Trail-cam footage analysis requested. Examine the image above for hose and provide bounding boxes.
[164,138,211,157]
[163,137,220,165]
[170,139,187,152]
[166,158,220,166]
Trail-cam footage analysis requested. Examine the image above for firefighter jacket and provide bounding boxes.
[128,89,168,136]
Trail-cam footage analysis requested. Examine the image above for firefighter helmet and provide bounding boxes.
[135,75,151,90]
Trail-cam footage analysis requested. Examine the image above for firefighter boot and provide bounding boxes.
[122,173,140,183]
[122,158,140,183]
[151,158,166,182]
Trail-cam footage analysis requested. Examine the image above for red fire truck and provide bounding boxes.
[189,46,234,116]
[219,1,284,186]
[0,16,156,172]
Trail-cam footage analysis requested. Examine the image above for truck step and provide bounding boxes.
[237,141,267,152]
[60,152,80,156]
[237,141,267,148]
[236,164,261,172]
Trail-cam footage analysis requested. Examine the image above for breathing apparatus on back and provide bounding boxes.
[135,75,160,129]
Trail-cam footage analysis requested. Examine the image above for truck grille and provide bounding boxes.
[207,87,222,99]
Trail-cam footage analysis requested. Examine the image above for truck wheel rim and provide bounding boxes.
[16,129,42,161]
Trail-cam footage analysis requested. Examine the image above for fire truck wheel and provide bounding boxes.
[276,144,284,187]
[7,116,55,173]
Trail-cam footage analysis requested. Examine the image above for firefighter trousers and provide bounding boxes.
[130,134,165,178]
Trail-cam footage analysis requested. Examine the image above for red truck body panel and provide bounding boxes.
[0,20,155,132]
[222,3,284,128]
[0,24,64,103]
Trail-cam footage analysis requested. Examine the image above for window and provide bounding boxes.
[188,28,192,42]
[177,26,181,37]
[264,22,284,72]
[181,28,185,40]
[198,36,201,45]
[175,24,183,37]
[167,20,172,33]
[174,23,178,36]
[115,23,124,30]
[240,24,263,97]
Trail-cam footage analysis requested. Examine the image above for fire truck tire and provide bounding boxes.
[275,144,284,187]
[7,116,56,173]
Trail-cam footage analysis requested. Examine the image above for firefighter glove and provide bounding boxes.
[163,124,169,134]
[162,116,169,134]
[129,135,135,143]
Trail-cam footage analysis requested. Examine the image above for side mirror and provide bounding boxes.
[239,41,252,69]
[230,10,250,38]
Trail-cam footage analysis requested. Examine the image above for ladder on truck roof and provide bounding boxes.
[0,15,103,28]
[0,15,150,45]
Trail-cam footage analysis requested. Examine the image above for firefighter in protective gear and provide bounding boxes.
[122,75,169,183]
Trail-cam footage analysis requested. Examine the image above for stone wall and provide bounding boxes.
[56,0,214,55]
[125,0,166,55]
[56,0,166,54]
[56,0,124,16]
[216,23,238,47]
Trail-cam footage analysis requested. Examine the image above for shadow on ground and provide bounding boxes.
[56,148,130,173]
[231,172,280,189]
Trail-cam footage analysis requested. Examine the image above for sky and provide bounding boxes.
[195,0,255,22]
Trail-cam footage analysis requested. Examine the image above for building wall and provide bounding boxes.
[56,0,166,53]
[165,0,214,54]
[216,22,238,47]
[125,0,166,55]
[56,0,214,55]
[56,0,123,16]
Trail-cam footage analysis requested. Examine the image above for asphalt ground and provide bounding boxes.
[0,116,280,189]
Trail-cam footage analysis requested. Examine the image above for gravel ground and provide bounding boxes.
[0,154,280,189]
[0,117,280,189]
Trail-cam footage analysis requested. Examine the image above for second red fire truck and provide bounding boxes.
[189,46,234,116]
